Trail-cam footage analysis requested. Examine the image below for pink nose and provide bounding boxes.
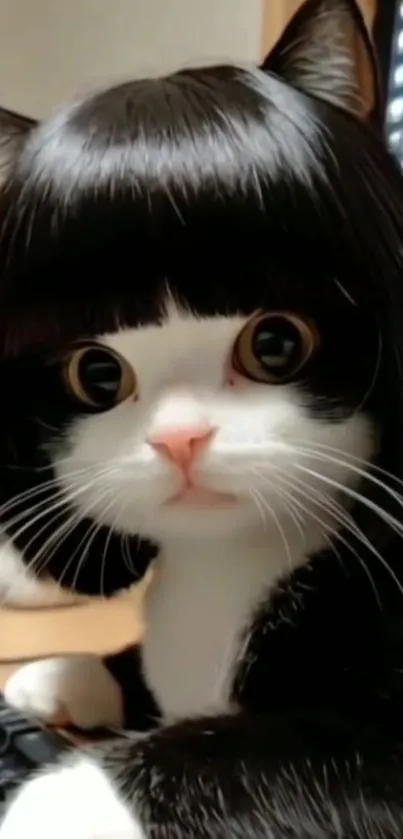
[148,425,215,471]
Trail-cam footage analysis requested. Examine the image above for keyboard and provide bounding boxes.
[0,693,71,817]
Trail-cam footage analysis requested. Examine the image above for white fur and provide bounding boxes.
[0,755,142,839]
[0,541,84,608]
[4,654,124,729]
[143,528,326,719]
[56,312,373,540]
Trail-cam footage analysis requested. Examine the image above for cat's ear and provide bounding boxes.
[0,107,36,185]
[262,0,381,126]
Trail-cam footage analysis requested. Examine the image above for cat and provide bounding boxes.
[1,0,403,835]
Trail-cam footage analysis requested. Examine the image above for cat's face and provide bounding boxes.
[52,303,375,544]
[0,0,401,600]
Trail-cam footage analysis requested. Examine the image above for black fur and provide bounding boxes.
[104,646,160,730]
[2,0,403,836]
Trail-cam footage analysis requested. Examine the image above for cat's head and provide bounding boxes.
[0,0,401,602]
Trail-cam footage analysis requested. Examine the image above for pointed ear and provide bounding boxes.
[0,107,36,185]
[262,0,381,126]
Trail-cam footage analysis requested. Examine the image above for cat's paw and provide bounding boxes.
[4,655,124,729]
[0,755,143,838]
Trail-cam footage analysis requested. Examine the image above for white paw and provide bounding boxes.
[0,755,143,839]
[4,655,124,729]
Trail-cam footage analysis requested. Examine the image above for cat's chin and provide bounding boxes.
[166,484,237,508]
[141,496,261,542]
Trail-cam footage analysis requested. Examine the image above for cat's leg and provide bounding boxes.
[1,712,402,839]
[4,646,159,731]
[104,645,160,730]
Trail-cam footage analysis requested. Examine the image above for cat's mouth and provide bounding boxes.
[167,482,237,508]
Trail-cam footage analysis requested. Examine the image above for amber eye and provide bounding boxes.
[63,344,137,409]
[232,312,319,384]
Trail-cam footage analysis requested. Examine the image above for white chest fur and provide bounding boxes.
[141,532,309,720]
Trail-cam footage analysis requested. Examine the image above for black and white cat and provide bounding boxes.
[1,0,403,836]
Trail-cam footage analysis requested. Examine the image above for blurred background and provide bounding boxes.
[0,0,262,117]
[0,0,382,119]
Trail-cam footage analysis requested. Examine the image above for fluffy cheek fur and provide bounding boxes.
[53,315,376,543]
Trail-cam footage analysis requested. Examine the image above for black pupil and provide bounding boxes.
[253,317,301,372]
[78,349,122,405]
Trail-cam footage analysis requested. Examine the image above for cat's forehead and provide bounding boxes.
[103,303,244,362]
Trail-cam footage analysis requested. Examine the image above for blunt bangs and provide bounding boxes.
[0,64,402,355]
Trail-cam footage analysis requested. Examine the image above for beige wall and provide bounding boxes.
[0,0,263,118]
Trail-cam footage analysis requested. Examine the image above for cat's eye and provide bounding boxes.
[232,312,318,384]
[63,344,137,409]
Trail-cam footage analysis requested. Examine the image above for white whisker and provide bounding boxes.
[2,469,111,548]
[69,493,117,594]
[98,500,128,597]
[122,534,136,576]
[251,485,294,571]
[250,468,306,546]
[56,498,108,589]
[0,463,109,520]
[290,438,403,492]
[291,462,403,601]
[290,445,403,511]
[267,468,383,607]
[247,488,268,532]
